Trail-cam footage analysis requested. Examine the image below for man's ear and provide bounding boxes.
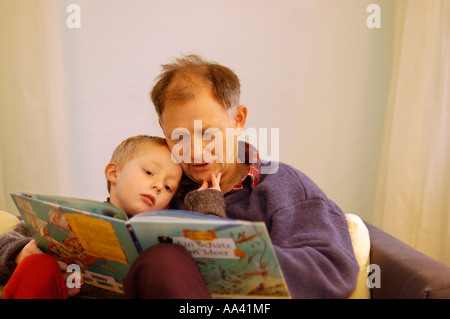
[233,105,247,135]
[158,118,166,136]
[105,162,118,185]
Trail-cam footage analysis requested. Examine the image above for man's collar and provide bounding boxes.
[233,141,260,191]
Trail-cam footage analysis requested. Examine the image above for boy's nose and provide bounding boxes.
[151,181,162,194]
[152,185,161,194]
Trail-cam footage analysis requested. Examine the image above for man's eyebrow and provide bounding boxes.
[197,123,223,131]
[202,125,222,130]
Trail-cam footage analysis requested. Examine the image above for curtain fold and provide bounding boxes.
[374,0,450,265]
[0,0,73,214]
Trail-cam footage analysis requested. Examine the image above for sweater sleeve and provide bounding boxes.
[184,189,226,218]
[264,165,359,298]
[0,221,33,285]
[270,197,359,299]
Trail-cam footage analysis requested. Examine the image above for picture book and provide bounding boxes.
[10,191,291,298]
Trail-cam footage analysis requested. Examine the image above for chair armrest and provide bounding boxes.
[364,222,450,299]
[0,210,20,235]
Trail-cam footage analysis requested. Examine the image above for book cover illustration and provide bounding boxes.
[129,212,291,298]
[10,192,291,298]
[10,192,139,294]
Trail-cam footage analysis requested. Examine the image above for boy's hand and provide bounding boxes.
[57,260,82,297]
[16,240,81,297]
[198,172,222,192]
[15,239,43,265]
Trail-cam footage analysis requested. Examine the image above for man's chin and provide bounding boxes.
[186,170,212,184]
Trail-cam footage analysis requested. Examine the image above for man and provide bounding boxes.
[145,55,359,298]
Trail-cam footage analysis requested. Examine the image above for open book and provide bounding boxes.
[10,191,290,299]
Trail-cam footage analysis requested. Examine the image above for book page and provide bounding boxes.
[64,213,128,264]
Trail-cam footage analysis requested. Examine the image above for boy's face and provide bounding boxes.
[106,143,183,216]
[159,85,246,186]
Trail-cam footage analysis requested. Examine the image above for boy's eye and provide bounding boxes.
[164,185,171,191]
[145,170,153,176]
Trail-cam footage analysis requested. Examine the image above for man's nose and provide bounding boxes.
[191,134,205,163]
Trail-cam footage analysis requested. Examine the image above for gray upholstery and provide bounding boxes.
[365,222,450,299]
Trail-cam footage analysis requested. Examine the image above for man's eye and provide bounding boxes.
[203,130,219,138]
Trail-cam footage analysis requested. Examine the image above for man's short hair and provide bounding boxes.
[150,54,241,118]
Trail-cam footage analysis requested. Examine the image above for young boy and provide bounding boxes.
[0,135,224,298]
[105,135,184,216]
[104,135,225,218]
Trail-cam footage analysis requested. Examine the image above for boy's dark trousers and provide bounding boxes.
[124,243,211,299]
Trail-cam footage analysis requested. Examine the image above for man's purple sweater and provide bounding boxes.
[173,161,360,299]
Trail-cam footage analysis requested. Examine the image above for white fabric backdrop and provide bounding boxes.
[0,0,74,214]
[374,0,450,265]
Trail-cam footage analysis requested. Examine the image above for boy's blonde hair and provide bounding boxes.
[150,54,241,118]
[107,135,168,193]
